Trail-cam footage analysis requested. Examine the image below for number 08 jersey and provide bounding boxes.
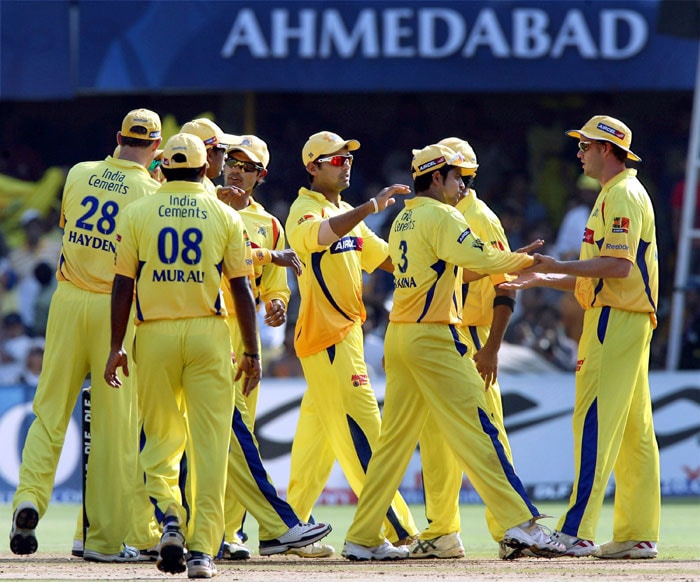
[115,180,253,323]
[58,156,160,294]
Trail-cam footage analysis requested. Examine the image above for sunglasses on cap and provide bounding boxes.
[578,141,606,152]
[315,154,353,167]
[225,158,264,173]
[148,158,162,172]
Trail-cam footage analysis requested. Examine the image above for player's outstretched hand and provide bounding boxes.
[499,272,546,290]
[104,348,129,388]
[515,239,545,254]
[264,299,287,328]
[217,185,246,207]
[236,353,262,397]
[271,248,302,276]
[371,184,411,213]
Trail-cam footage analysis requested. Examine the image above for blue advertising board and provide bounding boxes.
[0,1,697,98]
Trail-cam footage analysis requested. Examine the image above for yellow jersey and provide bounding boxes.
[58,156,159,294]
[388,197,533,324]
[286,187,388,357]
[455,191,512,327]
[114,180,253,323]
[222,198,290,317]
[575,169,659,324]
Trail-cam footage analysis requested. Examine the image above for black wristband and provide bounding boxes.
[243,352,260,360]
[493,296,516,311]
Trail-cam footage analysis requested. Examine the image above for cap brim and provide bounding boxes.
[344,139,361,151]
[566,129,641,162]
[226,145,263,165]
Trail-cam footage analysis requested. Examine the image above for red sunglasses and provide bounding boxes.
[316,154,353,167]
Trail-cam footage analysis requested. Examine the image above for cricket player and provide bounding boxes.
[409,137,543,560]
[10,109,162,562]
[502,115,660,560]
[342,143,566,561]
[219,135,333,560]
[105,134,331,577]
[285,131,418,544]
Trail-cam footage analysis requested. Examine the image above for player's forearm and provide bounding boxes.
[537,256,632,279]
[324,202,375,241]
[110,274,135,350]
[229,276,259,355]
[486,293,515,351]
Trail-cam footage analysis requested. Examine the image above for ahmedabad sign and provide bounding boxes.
[68,0,697,93]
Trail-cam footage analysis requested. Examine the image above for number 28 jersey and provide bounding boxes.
[58,156,160,294]
[114,180,253,323]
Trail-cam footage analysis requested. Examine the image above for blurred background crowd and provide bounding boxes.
[1,90,699,392]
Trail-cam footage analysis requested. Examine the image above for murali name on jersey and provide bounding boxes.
[152,269,205,283]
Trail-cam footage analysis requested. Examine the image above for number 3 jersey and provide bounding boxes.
[114,180,253,323]
[388,197,534,324]
[58,155,160,294]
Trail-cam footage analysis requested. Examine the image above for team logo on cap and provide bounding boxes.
[417,156,445,173]
[597,122,625,140]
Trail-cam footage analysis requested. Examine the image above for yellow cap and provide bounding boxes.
[227,135,270,168]
[161,133,207,169]
[411,144,478,178]
[302,131,360,166]
[180,118,237,150]
[438,137,478,169]
[121,108,161,140]
[566,115,641,162]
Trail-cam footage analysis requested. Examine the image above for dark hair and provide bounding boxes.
[120,136,155,149]
[413,165,452,193]
[608,142,628,163]
[161,166,205,182]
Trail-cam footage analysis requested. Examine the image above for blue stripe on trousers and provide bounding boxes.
[347,414,410,541]
[232,406,299,528]
[478,408,539,517]
[561,398,598,535]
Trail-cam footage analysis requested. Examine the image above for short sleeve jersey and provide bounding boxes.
[574,169,659,321]
[388,197,533,324]
[58,156,160,294]
[222,198,290,317]
[285,187,388,357]
[115,180,253,323]
[455,191,512,327]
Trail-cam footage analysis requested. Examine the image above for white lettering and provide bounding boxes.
[513,9,550,58]
[272,9,316,57]
[220,6,650,62]
[601,9,647,59]
[463,8,509,57]
[418,8,465,58]
[221,8,269,57]
[383,8,414,57]
[551,9,597,58]
[319,9,379,58]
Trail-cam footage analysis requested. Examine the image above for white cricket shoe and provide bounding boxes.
[503,519,566,558]
[594,540,658,559]
[285,542,335,557]
[187,553,217,578]
[221,540,251,560]
[10,501,39,555]
[84,544,141,563]
[551,530,599,557]
[408,533,465,559]
[342,540,409,561]
[259,522,332,555]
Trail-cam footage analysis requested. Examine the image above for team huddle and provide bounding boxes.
[8,108,660,578]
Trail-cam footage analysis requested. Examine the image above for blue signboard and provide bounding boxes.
[0,1,698,98]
